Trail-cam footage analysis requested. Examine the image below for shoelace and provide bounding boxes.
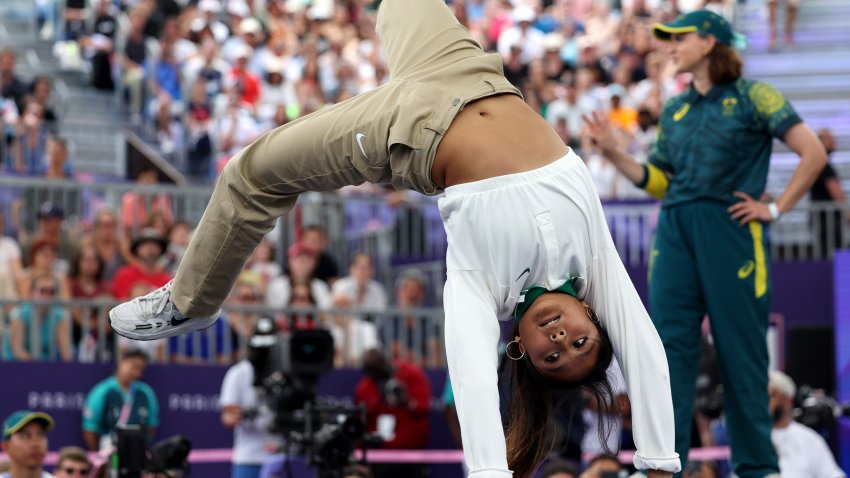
[136,281,173,322]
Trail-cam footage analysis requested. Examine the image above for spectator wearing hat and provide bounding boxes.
[20,202,78,274]
[0,410,56,478]
[497,5,545,65]
[197,0,230,43]
[266,243,332,327]
[111,228,171,300]
[768,371,845,478]
[53,446,91,478]
[4,272,73,361]
[82,348,159,451]
[541,33,569,82]
[222,17,265,66]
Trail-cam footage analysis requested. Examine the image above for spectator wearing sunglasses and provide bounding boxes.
[53,447,90,478]
[3,273,73,361]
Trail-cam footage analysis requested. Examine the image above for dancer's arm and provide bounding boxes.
[443,270,511,476]
[584,205,680,473]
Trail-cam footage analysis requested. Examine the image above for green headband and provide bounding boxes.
[513,276,580,321]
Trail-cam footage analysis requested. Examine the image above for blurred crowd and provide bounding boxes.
[15,0,740,195]
[0,188,444,371]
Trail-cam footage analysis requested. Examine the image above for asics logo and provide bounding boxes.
[738,260,755,279]
[355,133,368,159]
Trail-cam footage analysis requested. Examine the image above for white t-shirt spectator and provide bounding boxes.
[220,360,282,465]
[327,318,380,366]
[545,95,596,140]
[266,276,333,310]
[331,277,388,311]
[772,421,846,478]
[497,26,545,64]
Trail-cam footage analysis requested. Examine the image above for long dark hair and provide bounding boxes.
[505,305,615,478]
[707,43,742,85]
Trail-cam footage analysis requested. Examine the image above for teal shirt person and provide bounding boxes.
[638,78,802,205]
[82,376,159,446]
[2,303,67,361]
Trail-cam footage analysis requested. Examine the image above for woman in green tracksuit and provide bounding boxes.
[584,10,826,478]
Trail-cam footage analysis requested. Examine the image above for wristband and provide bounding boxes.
[767,202,781,221]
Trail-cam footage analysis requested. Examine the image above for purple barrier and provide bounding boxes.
[0,362,461,476]
[835,251,850,471]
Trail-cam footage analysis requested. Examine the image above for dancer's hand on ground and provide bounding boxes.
[727,191,775,225]
[582,111,619,154]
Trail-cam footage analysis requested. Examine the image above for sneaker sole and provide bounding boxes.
[109,311,220,341]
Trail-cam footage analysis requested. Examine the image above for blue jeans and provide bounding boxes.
[232,464,262,478]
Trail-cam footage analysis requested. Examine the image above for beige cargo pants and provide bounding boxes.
[172,0,521,316]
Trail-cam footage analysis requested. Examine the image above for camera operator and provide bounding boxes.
[768,371,845,478]
[220,318,283,478]
[354,348,431,478]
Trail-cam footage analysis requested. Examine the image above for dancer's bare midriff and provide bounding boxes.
[431,93,570,189]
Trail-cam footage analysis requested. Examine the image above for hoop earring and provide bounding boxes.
[506,339,526,361]
[584,303,600,325]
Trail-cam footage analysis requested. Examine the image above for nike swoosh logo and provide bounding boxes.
[355,133,368,159]
[515,268,530,283]
[170,316,192,327]
[738,260,755,279]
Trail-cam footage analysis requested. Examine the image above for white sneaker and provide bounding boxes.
[109,281,220,341]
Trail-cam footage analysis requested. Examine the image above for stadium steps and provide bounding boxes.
[738,0,850,194]
[1,3,127,178]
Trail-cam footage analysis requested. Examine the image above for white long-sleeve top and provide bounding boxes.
[438,151,680,476]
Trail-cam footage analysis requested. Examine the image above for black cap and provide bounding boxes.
[130,228,169,256]
[37,201,65,220]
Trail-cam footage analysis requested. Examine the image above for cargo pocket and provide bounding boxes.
[388,83,445,193]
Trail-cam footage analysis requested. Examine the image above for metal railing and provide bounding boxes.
[1,176,847,288]
[0,299,447,368]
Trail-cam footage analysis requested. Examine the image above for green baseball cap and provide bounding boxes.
[514,276,580,321]
[653,9,733,46]
[2,410,55,440]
